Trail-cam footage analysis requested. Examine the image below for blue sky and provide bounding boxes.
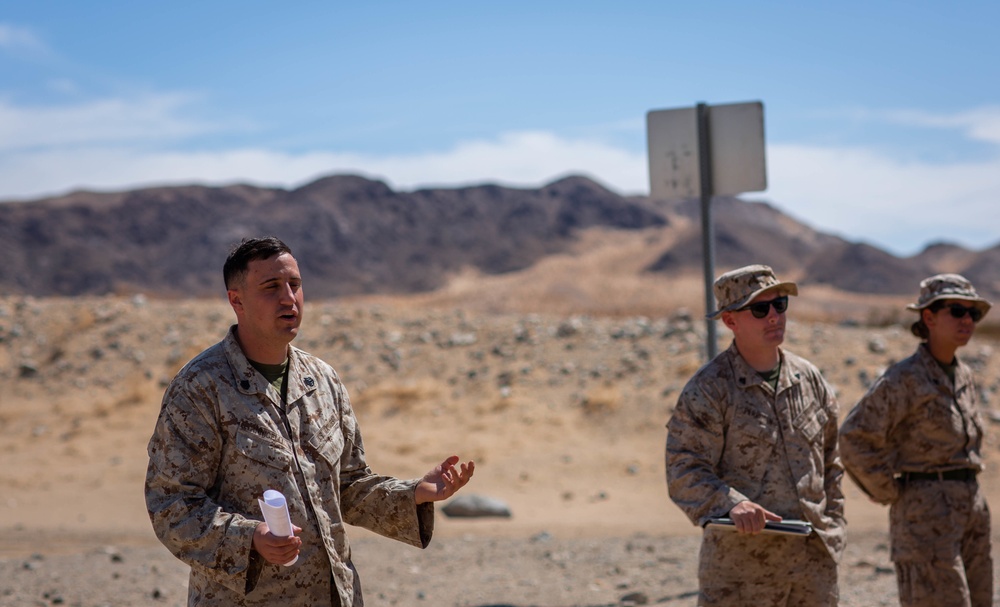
[2,2,999,256]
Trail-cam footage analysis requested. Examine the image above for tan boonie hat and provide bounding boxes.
[906,273,992,314]
[707,264,798,320]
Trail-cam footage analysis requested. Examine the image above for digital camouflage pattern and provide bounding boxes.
[906,273,992,313]
[706,264,798,320]
[145,327,433,606]
[840,344,992,607]
[698,529,837,606]
[840,344,985,504]
[665,343,845,605]
[892,480,992,607]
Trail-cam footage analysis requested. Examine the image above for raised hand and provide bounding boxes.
[414,455,475,504]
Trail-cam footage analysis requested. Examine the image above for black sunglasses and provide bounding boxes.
[740,296,789,319]
[944,303,983,323]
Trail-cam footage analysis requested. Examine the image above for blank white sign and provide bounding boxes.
[647,101,766,200]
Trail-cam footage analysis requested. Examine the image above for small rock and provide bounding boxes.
[621,591,649,605]
[530,531,553,543]
[441,494,512,518]
[447,332,477,347]
[556,318,584,338]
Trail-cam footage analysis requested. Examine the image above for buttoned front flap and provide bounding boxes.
[792,404,828,444]
[235,424,295,472]
[307,411,347,466]
[722,400,778,491]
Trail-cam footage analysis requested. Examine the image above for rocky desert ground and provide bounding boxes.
[2,258,1000,605]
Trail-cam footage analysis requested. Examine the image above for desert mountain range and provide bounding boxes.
[2,173,998,301]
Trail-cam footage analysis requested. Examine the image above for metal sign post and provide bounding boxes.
[695,103,718,358]
[647,101,766,361]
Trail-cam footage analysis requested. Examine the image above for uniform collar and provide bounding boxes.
[223,325,318,403]
[916,342,972,392]
[724,341,801,393]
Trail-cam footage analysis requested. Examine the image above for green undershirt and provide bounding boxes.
[758,362,781,392]
[937,357,957,385]
[249,359,289,396]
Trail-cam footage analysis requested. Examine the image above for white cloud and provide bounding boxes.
[0,94,216,150]
[765,143,1000,254]
[0,129,649,200]
[367,131,647,192]
[0,23,46,54]
[862,106,1000,146]
[0,147,346,200]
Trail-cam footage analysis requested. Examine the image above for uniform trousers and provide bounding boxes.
[891,478,992,607]
[697,527,837,607]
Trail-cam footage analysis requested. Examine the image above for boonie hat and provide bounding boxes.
[906,273,992,314]
[707,264,798,320]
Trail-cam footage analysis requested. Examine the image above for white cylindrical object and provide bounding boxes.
[257,489,298,566]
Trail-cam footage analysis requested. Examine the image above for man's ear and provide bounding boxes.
[721,311,738,331]
[227,289,242,314]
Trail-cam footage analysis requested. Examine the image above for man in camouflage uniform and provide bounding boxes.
[145,237,474,606]
[665,264,845,606]
[840,274,993,607]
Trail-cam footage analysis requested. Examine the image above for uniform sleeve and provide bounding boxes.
[337,390,434,548]
[821,380,846,523]
[144,379,263,595]
[665,381,749,526]
[838,375,903,505]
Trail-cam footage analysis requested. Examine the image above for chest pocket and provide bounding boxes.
[792,406,828,444]
[307,413,347,467]
[235,426,294,472]
[729,401,779,445]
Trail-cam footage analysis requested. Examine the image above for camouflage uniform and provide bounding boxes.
[840,344,993,607]
[666,343,846,606]
[145,326,433,606]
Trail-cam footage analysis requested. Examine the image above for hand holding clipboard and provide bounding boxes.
[705,517,813,536]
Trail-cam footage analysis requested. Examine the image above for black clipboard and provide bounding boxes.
[705,517,813,536]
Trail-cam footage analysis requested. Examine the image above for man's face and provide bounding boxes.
[723,291,787,351]
[227,252,304,354]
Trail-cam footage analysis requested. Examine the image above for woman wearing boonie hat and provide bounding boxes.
[840,274,993,607]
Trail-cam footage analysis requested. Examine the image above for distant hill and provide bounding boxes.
[0,175,664,298]
[1,173,997,301]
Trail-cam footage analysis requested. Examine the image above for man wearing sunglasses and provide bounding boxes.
[666,264,845,606]
[840,274,993,607]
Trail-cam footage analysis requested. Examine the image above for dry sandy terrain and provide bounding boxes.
[2,238,1000,605]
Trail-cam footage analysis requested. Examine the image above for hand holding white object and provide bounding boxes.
[256,489,301,566]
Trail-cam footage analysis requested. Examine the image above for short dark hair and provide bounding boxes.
[223,237,293,290]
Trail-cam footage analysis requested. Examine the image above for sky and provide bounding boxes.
[2,1,999,256]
